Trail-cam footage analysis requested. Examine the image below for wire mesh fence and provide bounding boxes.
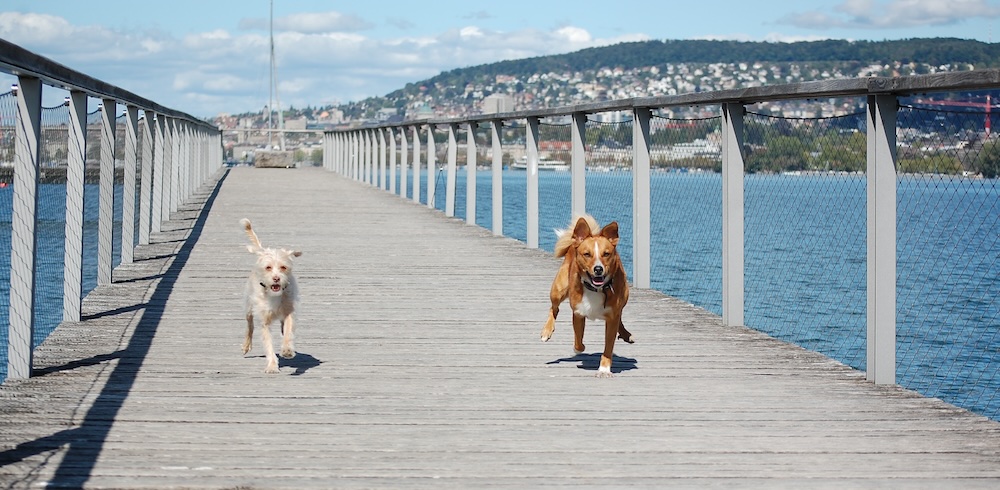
[500,122,527,243]
[742,100,869,372]
[535,118,573,252]
[471,122,493,230]
[0,89,14,381]
[895,97,1000,420]
[649,111,723,313]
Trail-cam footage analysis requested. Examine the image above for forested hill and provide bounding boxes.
[343,38,1000,120]
[434,38,999,81]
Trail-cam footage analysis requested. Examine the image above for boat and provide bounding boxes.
[510,156,570,171]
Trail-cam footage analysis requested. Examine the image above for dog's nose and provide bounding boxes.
[593,265,605,276]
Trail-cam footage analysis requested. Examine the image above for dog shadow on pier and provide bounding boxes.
[546,352,638,373]
[244,352,322,376]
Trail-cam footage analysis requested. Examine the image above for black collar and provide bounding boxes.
[583,275,613,294]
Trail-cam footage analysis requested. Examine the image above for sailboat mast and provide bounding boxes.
[267,0,273,149]
[269,0,285,151]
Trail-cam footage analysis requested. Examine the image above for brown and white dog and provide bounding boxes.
[540,215,633,377]
[240,218,302,374]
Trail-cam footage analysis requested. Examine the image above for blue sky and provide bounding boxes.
[3,0,1000,117]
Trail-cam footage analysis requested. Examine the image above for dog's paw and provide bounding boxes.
[264,356,279,374]
[280,348,296,359]
[242,342,252,355]
[619,332,636,344]
[596,366,614,378]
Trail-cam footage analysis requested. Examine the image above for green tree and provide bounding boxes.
[974,139,1000,178]
[899,154,963,174]
[747,134,811,173]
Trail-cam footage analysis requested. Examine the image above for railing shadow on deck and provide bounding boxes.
[0,169,228,488]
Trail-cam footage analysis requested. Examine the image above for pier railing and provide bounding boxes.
[326,71,1000,420]
[0,39,222,382]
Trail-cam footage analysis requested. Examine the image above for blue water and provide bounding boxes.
[0,183,126,382]
[2,171,997,422]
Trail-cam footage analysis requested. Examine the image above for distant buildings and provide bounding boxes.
[481,94,515,114]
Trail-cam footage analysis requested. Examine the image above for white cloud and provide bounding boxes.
[460,26,485,39]
[555,26,592,44]
[781,0,1000,30]
[0,10,653,116]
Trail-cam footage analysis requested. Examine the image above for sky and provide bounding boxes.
[2,0,1000,118]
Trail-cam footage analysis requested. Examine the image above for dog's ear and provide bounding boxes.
[282,249,302,258]
[291,250,302,258]
[572,217,592,242]
[246,245,256,254]
[601,221,620,246]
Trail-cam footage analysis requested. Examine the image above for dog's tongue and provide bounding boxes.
[270,284,281,292]
[591,275,606,286]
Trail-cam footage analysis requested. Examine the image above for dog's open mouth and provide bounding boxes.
[270,284,282,292]
[588,273,608,288]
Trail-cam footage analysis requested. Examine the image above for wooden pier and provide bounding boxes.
[2,166,999,489]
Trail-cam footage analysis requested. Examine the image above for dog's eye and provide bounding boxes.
[602,251,611,257]
[279,266,287,271]
[265,266,272,271]
[582,251,592,258]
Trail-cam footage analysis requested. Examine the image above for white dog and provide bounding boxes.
[241,218,302,374]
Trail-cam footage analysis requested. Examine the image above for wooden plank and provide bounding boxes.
[2,166,1000,489]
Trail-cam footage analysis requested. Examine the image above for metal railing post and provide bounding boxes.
[363,130,371,184]
[379,127,387,190]
[466,122,477,225]
[632,107,652,289]
[491,119,503,236]
[412,125,421,203]
[63,90,88,323]
[151,114,165,233]
[427,124,436,209]
[337,132,343,174]
[367,130,375,184]
[446,123,458,217]
[138,112,154,245]
[8,76,42,380]
[867,94,898,385]
[121,105,139,264]
[571,112,587,218]
[388,127,397,194]
[97,99,117,286]
[399,126,409,199]
[162,117,174,220]
[722,102,746,328]
[330,132,336,172]
[348,132,355,179]
[343,132,349,176]
[526,116,540,248]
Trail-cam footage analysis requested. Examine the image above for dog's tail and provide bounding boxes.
[553,214,599,257]
[240,218,263,251]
